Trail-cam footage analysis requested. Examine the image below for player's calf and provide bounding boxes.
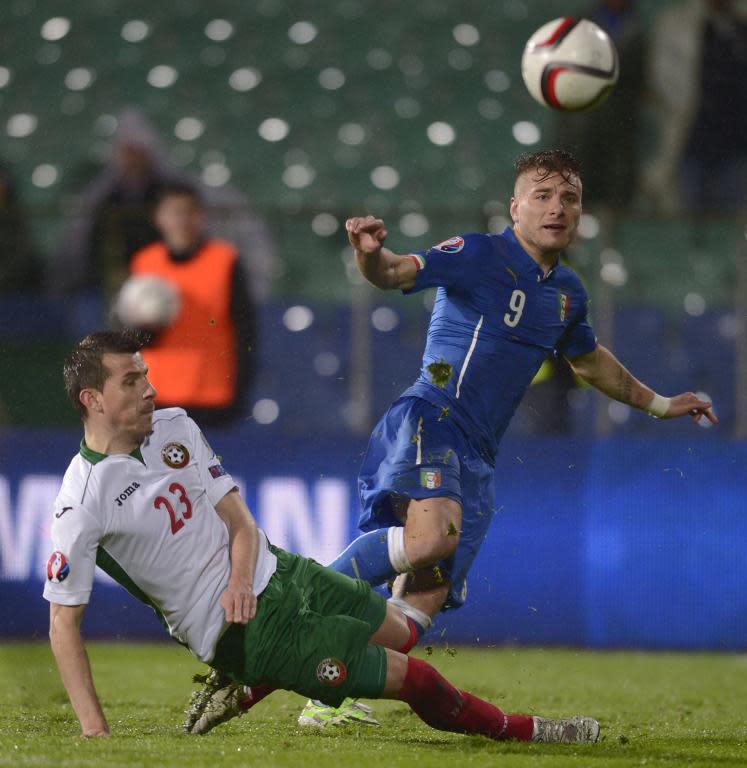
[390,654,600,744]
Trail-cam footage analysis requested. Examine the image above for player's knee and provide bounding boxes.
[405,525,460,568]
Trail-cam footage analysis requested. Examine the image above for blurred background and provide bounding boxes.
[1,0,745,649]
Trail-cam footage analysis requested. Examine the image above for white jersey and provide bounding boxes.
[43,408,277,663]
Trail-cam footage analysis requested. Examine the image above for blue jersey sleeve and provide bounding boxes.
[403,233,492,295]
[557,281,597,359]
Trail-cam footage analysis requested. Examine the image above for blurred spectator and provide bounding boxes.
[0,163,42,294]
[554,0,646,211]
[52,108,181,297]
[126,183,258,427]
[642,0,747,213]
[53,107,276,300]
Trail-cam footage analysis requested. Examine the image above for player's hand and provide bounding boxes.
[82,728,111,738]
[346,215,387,255]
[220,583,257,624]
[665,392,718,425]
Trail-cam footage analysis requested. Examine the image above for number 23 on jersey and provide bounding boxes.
[154,482,193,535]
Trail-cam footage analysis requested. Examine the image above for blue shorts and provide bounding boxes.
[358,396,496,610]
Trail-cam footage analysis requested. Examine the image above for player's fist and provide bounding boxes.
[346,215,387,255]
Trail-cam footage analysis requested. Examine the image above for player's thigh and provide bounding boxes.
[269,607,389,707]
[359,397,465,529]
[301,552,388,635]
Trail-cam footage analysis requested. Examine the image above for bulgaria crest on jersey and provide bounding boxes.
[433,235,464,253]
[162,442,190,469]
[47,551,70,583]
[557,292,572,322]
[316,657,347,686]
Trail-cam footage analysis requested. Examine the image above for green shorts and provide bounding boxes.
[210,545,389,707]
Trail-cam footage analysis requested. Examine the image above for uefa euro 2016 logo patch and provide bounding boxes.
[162,442,190,469]
[316,658,347,687]
[433,235,465,253]
[420,468,442,489]
[47,551,70,583]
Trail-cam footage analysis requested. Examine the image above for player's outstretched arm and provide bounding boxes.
[347,215,418,291]
[568,344,717,424]
[49,602,110,737]
[215,489,259,624]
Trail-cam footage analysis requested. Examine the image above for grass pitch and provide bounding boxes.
[1,642,745,768]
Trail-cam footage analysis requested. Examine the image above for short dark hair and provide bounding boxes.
[155,181,203,207]
[63,330,149,420]
[514,149,581,186]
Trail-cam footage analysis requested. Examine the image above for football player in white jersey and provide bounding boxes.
[45,330,600,745]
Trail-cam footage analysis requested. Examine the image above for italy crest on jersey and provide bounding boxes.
[433,235,465,253]
[47,551,70,583]
[162,442,190,469]
[420,468,442,489]
[557,292,572,322]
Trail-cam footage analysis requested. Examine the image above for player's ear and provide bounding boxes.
[80,388,104,414]
[509,196,518,223]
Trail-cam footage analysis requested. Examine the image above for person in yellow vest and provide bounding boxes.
[128,183,257,427]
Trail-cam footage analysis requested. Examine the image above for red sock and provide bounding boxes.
[397,657,534,741]
[397,617,420,654]
[240,683,275,711]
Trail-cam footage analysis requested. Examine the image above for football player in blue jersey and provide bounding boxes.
[186,149,717,731]
[328,149,716,633]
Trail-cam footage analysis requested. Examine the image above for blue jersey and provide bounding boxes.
[401,227,597,461]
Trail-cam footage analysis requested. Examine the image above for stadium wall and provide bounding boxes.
[2,428,744,651]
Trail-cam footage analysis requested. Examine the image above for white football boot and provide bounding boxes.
[184,670,245,735]
[297,698,379,727]
[531,715,600,743]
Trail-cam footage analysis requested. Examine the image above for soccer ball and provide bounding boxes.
[115,274,181,331]
[521,18,618,111]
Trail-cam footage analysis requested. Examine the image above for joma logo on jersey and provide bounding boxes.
[114,481,141,507]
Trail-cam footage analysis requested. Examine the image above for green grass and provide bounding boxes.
[1,643,745,768]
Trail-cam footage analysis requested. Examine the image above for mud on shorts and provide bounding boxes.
[210,545,389,707]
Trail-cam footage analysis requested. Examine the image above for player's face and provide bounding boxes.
[154,194,205,252]
[510,169,582,261]
[98,352,156,439]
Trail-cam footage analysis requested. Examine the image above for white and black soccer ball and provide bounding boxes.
[521,18,619,112]
[115,274,181,331]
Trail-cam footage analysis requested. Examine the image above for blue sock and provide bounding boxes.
[329,528,396,586]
